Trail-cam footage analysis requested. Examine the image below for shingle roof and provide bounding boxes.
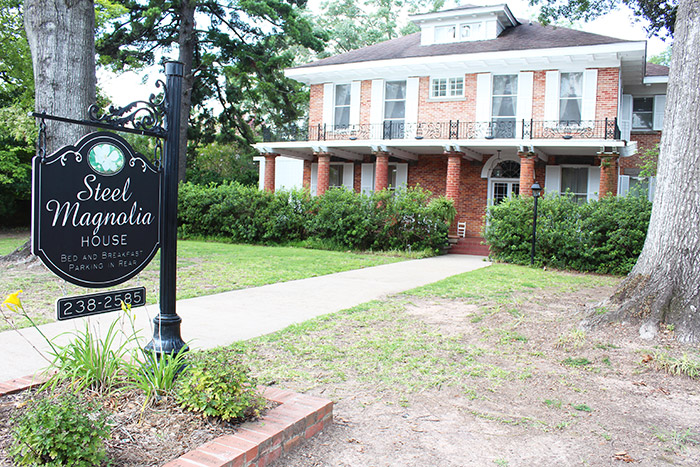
[646,62,669,76]
[293,22,637,70]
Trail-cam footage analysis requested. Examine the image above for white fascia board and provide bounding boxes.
[410,4,515,25]
[286,41,646,84]
[643,76,669,84]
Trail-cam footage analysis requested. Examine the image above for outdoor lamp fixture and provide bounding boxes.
[530,182,542,266]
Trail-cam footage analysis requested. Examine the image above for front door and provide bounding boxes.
[488,159,521,205]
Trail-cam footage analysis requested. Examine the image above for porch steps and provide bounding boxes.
[449,236,490,256]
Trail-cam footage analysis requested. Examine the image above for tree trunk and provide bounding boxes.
[585,0,700,342]
[24,0,96,154]
[177,0,196,182]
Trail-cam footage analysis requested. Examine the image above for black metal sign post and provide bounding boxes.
[31,61,187,357]
[145,61,187,355]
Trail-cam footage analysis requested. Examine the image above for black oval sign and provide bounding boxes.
[32,132,161,288]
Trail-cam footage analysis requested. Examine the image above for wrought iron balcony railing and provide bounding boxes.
[261,119,621,143]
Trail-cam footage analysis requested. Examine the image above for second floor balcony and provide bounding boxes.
[262,119,621,143]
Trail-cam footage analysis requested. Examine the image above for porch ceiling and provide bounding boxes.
[255,138,628,161]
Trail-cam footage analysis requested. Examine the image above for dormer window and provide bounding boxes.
[460,24,473,39]
[435,25,456,43]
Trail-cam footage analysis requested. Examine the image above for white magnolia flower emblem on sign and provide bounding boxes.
[88,143,125,175]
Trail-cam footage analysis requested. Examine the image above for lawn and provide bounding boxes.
[0,232,409,330]
[217,264,700,466]
[0,229,28,256]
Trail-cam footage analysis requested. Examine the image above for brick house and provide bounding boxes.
[253,3,667,253]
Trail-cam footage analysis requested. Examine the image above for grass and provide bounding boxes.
[0,229,28,256]
[221,264,618,400]
[404,263,616,302]
[652,427,700,453]
[0,236,408,330]
[653,351,700,379]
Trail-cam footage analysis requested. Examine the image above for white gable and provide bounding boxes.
[411,4,518,45]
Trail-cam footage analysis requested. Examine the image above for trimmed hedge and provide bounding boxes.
[178,182,454,252]
[484,194,652,275]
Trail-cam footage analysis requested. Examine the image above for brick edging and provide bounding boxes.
[164,386,333,467]
[1,376,332,467]
[0,373,48,396]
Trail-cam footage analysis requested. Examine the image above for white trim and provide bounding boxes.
[350,81,361,126]
[544,70,560,122]
[620,94,633,141]
[322,83,334,126]
[286,42,646,84]
[480,152,520,178]
[653,94,666,131]
[643,76,669,84]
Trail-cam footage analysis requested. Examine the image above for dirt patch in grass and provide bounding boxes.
[254,281,700,466]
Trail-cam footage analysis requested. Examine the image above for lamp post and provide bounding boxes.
[530,182,542,266]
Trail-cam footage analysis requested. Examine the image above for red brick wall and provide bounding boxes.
[621,132,661,173]
[309,84,323,128]
[417,76,472,122]
[408,155,488,238]
[532,71,547,121]
[264,154,276,192]
[596,67,619,120]
[360,80,372,125]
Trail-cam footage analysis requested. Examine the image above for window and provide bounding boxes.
[434,25,456,43]
[329,164,344,187]
[561,167,588,202]
[492,75,518,138]
[334,84,351,128]
[632,97,653,130]
[560,72,583,123]
[431,77,464,98]
[384,81,406,138]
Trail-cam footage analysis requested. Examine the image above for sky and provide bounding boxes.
[99,0,670,106]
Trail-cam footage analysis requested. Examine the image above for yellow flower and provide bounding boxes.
[2,290,23,312]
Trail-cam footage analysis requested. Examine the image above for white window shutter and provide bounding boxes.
[405,77,420,138]
[620,94,633,141]
[516,72,533,138]
[361,163,375,194]
[350,81,361,126]
[587,165,601,201]
[311,163,318,196]
[618,175,630,196]
[322,83,334,127]
[582,69,598,123]
[396,163,408,188]
[653,95,666,131]
[544,165,561,195]
[343,162,354,190]
[257,157,265,190]
[475,73,492,137]
[544,71,560,122]
[648,176,656,201]
[370,79,385,139]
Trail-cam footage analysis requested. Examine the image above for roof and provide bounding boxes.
[646,62,669,76]
[292,21,637,70]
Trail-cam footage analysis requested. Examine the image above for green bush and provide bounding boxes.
[484,194,652,275]
[175,349,266,422]
[9,392,111,467]
[178,183,454,253]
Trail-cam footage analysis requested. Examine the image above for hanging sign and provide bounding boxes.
[32,132,161,288]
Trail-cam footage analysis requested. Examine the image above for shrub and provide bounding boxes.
[178,183,453,253]
[175,349,266,422]
[484,193,652,274]
[9,392,111,467]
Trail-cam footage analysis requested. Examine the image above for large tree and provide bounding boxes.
[534,0,700,341]
[97,0,325,181]
[24,0,96,155]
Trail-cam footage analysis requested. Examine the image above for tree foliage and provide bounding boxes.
[530,0,677,38]
[96,0,326,181]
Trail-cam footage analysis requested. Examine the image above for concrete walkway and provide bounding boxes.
[0,254,490,381]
